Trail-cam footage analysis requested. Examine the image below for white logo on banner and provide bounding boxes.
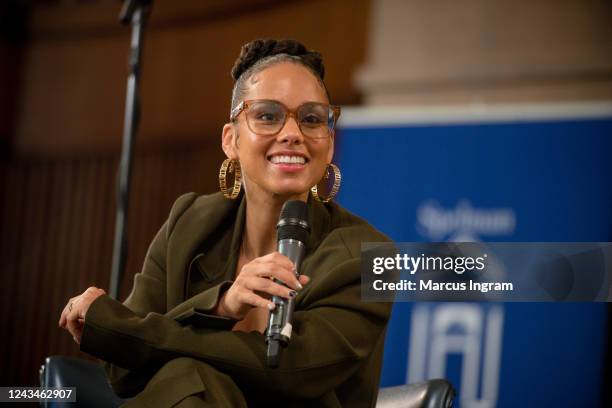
[417,200,516,241]
[407,304,504,408]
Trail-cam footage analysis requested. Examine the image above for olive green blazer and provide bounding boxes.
[80,192,392,407]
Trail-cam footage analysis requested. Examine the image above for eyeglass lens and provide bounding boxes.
[245,101,333,138]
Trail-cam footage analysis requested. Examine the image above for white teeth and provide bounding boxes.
[270,155,306,164]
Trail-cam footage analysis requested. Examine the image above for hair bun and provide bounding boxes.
[231,39,325,81]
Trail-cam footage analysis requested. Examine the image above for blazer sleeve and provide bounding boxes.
[92,193,236,397]
[80,250,391,400]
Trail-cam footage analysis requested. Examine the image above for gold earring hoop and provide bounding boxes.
[219,159,242,199]
[311,163,341,203]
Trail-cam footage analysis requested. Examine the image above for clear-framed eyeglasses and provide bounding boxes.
[230,99,341,139]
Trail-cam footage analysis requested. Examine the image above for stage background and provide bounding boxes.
[1,2,611,405]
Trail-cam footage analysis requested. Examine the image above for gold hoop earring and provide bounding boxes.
[219,159,242,199]
[311,163,341,203]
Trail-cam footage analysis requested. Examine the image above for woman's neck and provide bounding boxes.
[242,189,308,259]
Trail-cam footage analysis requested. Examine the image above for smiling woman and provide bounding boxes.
[58,38,392,407]
[222,47,337,204]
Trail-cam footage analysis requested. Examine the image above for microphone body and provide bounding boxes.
[266,201,310,368]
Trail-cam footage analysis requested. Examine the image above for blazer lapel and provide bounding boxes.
[187,197,247,296]
[165,192,242,310]
[164,192,329,310]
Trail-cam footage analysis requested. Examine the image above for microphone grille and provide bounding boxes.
[280,200,308,222]
[277,200,310,242]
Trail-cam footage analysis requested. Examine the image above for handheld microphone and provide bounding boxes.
[266,200,310,368]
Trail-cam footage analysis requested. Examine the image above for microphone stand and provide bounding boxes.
[109,0,153,299]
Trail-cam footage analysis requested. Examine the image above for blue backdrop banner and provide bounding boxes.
[335,108,612,408]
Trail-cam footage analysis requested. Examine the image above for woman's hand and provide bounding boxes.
[215,252,310,320]
[58,286,106,344]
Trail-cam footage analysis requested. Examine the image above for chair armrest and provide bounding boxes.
[40,355,125,408]
[376,379,456,408]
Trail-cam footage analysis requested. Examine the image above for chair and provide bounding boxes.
[376,380,455,408]
[40,355,455,407]
[39,356,125,408]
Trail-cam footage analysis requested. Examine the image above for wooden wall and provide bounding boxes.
[0,0,370,387]
[17,0,369,155]
[0,146,222,387]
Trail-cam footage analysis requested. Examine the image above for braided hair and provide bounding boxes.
[230,39,329,113]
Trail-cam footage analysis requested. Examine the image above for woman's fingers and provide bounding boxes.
[72,324,84,344]
[219,252,311,320]
[65,314,83,341]
[58,287,106,343]
[238,291,276,311]
[63,299,83,342]
[244,276,297,300]
[263,264,301,289]
[58,296,76,328]
[257,252,294,270]
[243,261,301,290]
[58,307,66,328]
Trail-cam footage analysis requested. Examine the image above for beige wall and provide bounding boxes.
[356,0,612,105]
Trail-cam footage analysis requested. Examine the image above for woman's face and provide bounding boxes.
[222,62,334,202]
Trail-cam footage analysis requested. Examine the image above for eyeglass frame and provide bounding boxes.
[229,99,342,138]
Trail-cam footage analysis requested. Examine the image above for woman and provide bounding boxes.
[59,39,392,407]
